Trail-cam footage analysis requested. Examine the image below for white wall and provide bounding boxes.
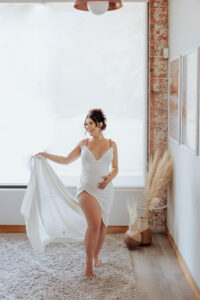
[0,188,146,225]
[168,0,200,290]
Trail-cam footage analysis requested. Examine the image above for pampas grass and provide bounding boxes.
[127,198,138,232]
[144,149,174,218]
[145,150,162,201]
[149,197,160,211]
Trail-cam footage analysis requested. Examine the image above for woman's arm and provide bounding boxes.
[35,140,84,165]
[107,141,118,183]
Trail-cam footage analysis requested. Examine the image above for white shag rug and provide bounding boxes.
[0,233,138,300]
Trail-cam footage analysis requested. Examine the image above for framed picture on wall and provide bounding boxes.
[168,56,182,143]
[181,47,200,155]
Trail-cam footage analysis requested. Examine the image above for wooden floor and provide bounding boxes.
[130,233,196,300]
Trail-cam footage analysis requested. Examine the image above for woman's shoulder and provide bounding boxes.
[77,138,88,150]
[109,139,117,149]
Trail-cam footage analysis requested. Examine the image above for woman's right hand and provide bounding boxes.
[35,152,48,158]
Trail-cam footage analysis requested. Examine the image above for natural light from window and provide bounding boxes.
[0,2,147,187]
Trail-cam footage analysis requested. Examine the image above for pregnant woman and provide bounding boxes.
[36,108,118,278]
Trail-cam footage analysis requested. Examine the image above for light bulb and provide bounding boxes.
[87,1,109,15]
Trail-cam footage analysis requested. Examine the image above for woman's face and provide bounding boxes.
[85,117,101,136]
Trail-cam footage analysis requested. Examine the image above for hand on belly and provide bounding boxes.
[97,175,110,190]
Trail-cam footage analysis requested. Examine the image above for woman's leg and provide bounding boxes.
[78,191,101,277]
[94,219,107,267]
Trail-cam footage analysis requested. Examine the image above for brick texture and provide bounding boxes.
[148,0,168,232]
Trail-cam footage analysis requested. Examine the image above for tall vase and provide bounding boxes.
[124,223,142,250]
[138,216,152,246]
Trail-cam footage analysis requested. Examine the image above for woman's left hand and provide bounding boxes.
[97,176,110,190]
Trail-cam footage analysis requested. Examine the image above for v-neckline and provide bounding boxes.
[84,145,113,161]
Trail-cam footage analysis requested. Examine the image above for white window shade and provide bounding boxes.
[0,2,147,188]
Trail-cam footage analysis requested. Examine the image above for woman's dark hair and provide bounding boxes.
[84,108,107,133]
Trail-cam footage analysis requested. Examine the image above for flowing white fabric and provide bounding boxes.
[20,155,87,253]
[20,140,114,253]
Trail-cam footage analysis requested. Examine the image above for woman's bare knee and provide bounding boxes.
[87,214,101,231]
[88,223,101,232]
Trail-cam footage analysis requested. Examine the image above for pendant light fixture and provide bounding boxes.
[74,0,123,15]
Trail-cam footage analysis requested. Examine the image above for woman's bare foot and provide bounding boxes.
[94,257,103,268]
[85,259,96,278]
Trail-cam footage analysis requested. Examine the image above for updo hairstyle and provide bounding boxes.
[84,108,107,132]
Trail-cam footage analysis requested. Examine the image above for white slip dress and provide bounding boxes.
[76,138,114,227]
[20,139,114,253]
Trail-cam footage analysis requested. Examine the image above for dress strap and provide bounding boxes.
[109,139,112,148]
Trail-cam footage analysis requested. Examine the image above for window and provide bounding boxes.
[0,1,147,187]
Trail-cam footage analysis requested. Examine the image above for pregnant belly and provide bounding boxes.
[79,172,112,192]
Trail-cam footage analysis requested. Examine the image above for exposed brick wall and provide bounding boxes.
[148,0,168,232]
